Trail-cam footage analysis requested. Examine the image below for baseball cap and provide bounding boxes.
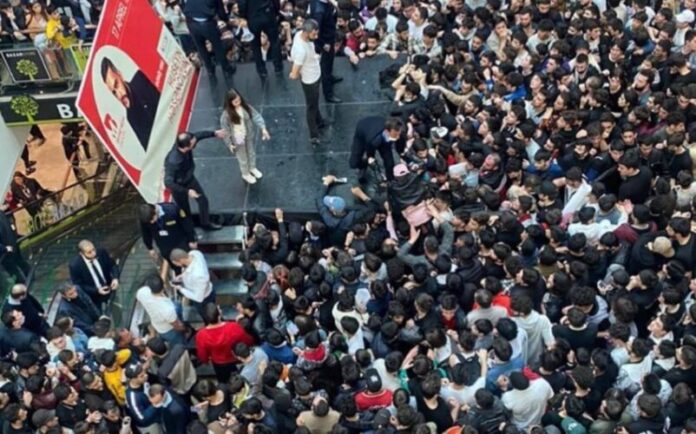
[322,196,346,214]
[393,163,409,177]
[32,409,55,428]
[648,236,675,258]
[124,363,143,379]
[677,10,695,23]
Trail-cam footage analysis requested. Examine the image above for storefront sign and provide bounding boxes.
[1,48,51,83]
[0,94,82,126]
[76,0,198,203]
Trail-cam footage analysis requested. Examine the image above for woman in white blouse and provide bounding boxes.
[219,89,271,184]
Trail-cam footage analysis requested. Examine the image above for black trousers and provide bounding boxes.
[21,146,30,167]
[320,45,335,99]
[249,16,283,74]
[213,362,237,383]
[349,141,396,181]
[29,125,44,140]
[301,79,323,140]
[186,19,234,75]
[171,178,211,226]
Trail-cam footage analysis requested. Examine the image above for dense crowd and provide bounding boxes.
[6,0,696,433]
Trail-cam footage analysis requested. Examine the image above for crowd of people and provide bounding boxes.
[8,0,696,433]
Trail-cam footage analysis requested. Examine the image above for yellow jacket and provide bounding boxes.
[103,349,131,406]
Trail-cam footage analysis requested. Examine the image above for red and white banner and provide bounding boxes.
[76,0,198,203]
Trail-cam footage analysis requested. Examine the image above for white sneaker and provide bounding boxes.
[250,168,263,178]
[242,174,257,184]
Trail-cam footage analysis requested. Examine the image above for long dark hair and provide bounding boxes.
[224,89,252,125]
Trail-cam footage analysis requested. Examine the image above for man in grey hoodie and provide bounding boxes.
[511,294,555,367]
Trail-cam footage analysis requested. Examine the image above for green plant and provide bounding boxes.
[10,95,39,123]
[16,58,39,80]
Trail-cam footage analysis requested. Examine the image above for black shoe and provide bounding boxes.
[28,160,37,167]
[201,222,222,231]
[325,96,342,103]
[25,166,36,175]
[331,75,343,84]
[310,137,321,146]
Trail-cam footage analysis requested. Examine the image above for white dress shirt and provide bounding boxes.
[179,250,211,303]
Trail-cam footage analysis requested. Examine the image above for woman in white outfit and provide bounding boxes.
[220,89,270,184]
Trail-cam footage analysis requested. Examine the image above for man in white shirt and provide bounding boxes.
[136,274,185,345]
[290,19,325,145]
[501,371,554,430]
[169,248,214,317]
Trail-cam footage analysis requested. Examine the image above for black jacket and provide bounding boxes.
[57,287,100,336]
[1,294,47,336]
[140,203,196,255]
[309,0,337,46]
[164,130,216,195]
[349,116,406,170]
[10,178,49,216]
[183,0,226,21]
[69,248,118,306]
[0,212,18,251]
[126,70,160,151]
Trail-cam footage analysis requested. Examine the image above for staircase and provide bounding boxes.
[129,224,249,332]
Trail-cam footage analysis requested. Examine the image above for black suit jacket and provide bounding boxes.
[127,71,160,152]
[0,212,18,251]
[349,116,406,169]
[69,248,118,305]
[10,178,49,216]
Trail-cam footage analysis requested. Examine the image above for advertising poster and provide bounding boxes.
[1,48,51,83]
[76,0,198,203]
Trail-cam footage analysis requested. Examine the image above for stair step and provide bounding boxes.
[195,226,246,245]
[204,252,243,270]
[214,278,248,297]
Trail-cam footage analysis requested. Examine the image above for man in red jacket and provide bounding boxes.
[355,368,393,411]
[195,302,254,383]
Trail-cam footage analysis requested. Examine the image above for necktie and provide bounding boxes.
[90,260,106,287]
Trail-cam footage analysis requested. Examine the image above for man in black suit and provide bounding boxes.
[0,310,39,355]
[164,130,225,230]
[349,116,406,180]
[10,172,49,218]
[183,0,235,80]
[68,239,118,311]
[238,0,283,79]
[56,282,101,336]
[0,204,30,283]
[1,284,48,336]
[101,58,160,152]
[310,0,341,103]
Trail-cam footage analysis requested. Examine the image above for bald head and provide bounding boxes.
[78,240,96,259]
[10,284,27,300]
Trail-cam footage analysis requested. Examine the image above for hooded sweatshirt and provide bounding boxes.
[513,311,555,366]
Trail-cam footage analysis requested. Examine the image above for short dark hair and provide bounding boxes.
[100,57,117,82]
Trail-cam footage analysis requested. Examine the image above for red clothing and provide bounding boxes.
[355,389,393,411]
[492,293,512,316]
[195,322,254,365]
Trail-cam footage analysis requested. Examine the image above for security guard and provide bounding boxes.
[164,130,225,230]
[139,203,197,270]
